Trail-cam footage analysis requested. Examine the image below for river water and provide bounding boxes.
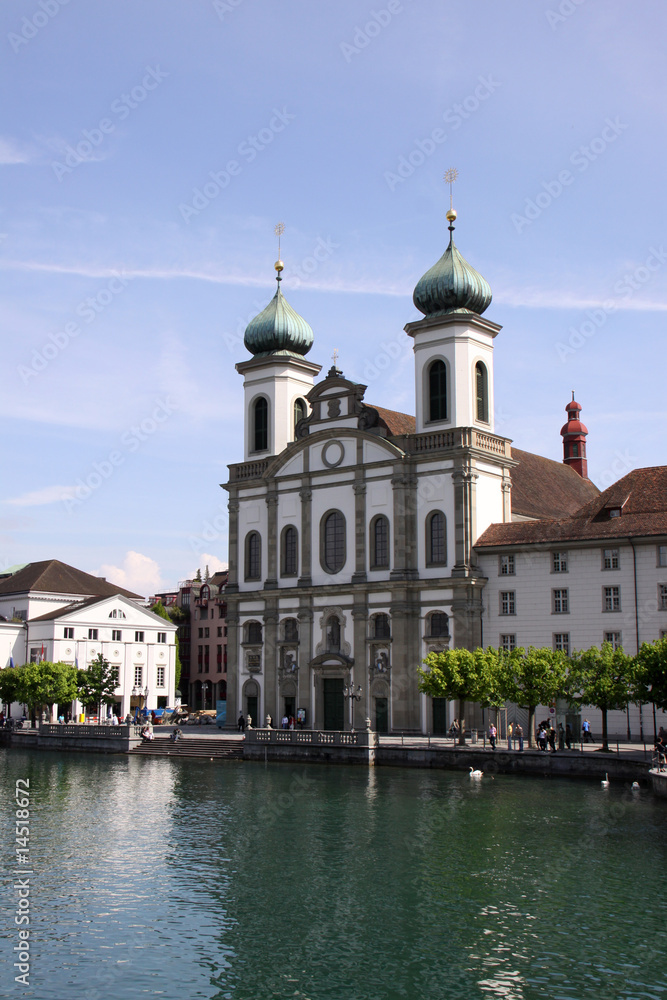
[1,749,666,1000]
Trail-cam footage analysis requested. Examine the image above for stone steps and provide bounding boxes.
[130,737,244,760]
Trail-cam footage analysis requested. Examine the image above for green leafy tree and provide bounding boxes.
[634,637,667,718]
[418,647,501,744]
[567,642,635,752]
[11,661,78,715]
[151,602,181,690]
[77,654,119,717]
[194,568,202,583]
[0,666,20,710]
[501,647,567,748]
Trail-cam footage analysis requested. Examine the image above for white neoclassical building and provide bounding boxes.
[0,560,177,719]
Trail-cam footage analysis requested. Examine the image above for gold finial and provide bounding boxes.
[444,167,458,222]
[274,222,285,278]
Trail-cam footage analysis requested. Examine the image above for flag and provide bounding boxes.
[9,655,15,668]
[40,643,45,662]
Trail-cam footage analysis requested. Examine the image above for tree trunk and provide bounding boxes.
[601,708,610,752]
[527,706,536,748]
[458,698,466,745]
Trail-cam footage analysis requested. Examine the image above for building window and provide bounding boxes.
[603,586,621,612]
[475,361,488,422]
[245,621,262,644]
[135,631,144,643]
[223,626,228,637]
[372,614,391,639]
[134,665,143,687]
[552,589,569,614]
[64,627,74,639]
[283,618,299,641]
[322,511,346,574]
[370,515,389,569]
[182,592,190,607]
[245,531,261,581]
[499,554,515,576]
[604,632,622,649]
[326,615,341,651]
[428,612,449,638]
[281,525,298,577]
[217,627,222,637]
[156,667,165,687]
[294,397,306,435]
[198,628,203,639]
[552,551,568,573]
[112,629,122,642]
[204,648,209,673]
[200,607,208,620]
[500,634,516,652]
[108,609,126,619]
[553,633,570,655]
[253,396,268,452]
[602,548,620,570]
[88,629,98,640]
[658,546,667,567]
[29,648,40,663]
[659,585,667,610]
[157,632,167,643]
[204,628,209,638]
[426,511,447,566]
[500,591,516,616]
[428,359,447,421]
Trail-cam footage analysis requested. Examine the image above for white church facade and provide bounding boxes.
[223,210,667,737]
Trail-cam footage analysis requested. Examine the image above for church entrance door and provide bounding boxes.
[323,678,344,731]
[432,698,448,735]
[374,697,389,733]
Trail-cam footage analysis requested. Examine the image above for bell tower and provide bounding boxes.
[561,393,589,478]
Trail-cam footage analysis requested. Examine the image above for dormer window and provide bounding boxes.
[609,508,621,518]
[109,609,126,619]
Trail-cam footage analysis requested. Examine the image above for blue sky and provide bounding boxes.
[1,0,665,596]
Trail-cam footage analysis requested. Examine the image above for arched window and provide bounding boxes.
[428,612,449,638]
[326,615,341,651]
[245,621,262,644]
[475,361,488,423]
[429,359,447,422]
[370,515,389,569]
[294,398,306,435]
[372,613,390,639]
[281,525,298,577]
[253,396,268,452]
[283,618,299,641]
[427,511,447,566]
[200,585,210,600]
[322,511,346,573]
[245,531,261,580]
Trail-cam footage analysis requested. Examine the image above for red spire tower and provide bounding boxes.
[560,393,589,479]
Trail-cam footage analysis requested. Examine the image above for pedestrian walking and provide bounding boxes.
[508,722,513,750]
[582,719,594,743]
[548,726,556,752]
[237,712,246,732]
[488,722,497,750]
[514,723,524,751]
[537,726,547,751]
[558,723,565,751]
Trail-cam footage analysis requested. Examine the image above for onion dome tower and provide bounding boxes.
[413,207,492,318]
[561,393,589,479]
[236,225,321,462]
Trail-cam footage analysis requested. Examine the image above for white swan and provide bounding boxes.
[601,773,610,788]
[469,766,483,778]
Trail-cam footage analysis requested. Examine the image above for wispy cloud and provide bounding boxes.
[6,485,76,506]
[0,136,34,166]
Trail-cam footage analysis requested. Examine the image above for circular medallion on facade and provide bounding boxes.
[159,651,165,659]
[322,440,345,468]
[65,647,72,656]
[89,649,96,657]
[113,649,120,657]
[136,650,143,658]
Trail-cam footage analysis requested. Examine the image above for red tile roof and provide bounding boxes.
[510,447,599,519]
[476,466,667,547]
[367,404,416,437]
[0,560,142,599]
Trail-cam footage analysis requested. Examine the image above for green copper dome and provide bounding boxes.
[244,276,314,358]
[413,221,492,318]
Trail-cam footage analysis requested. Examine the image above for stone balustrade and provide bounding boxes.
[245,728,378,748]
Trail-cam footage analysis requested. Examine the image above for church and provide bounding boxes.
[222,206,667,737]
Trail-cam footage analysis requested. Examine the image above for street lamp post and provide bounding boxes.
[343,683,363,731]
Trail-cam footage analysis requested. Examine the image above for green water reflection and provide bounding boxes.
[1,750,666,1000]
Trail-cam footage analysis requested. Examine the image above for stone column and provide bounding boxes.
[225,604,240,729]
[263,603,279,723]
[351,480,367,584]
[390,471,418,580]
[264,491,278,589]
[501,477,512,523]
[389,591,422,732]
[226,496,240,593]
[297,605,313,727]
[452,465,478,577]
[298,484,313,586]
[352,602,368,727]
[451,585,484,652]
